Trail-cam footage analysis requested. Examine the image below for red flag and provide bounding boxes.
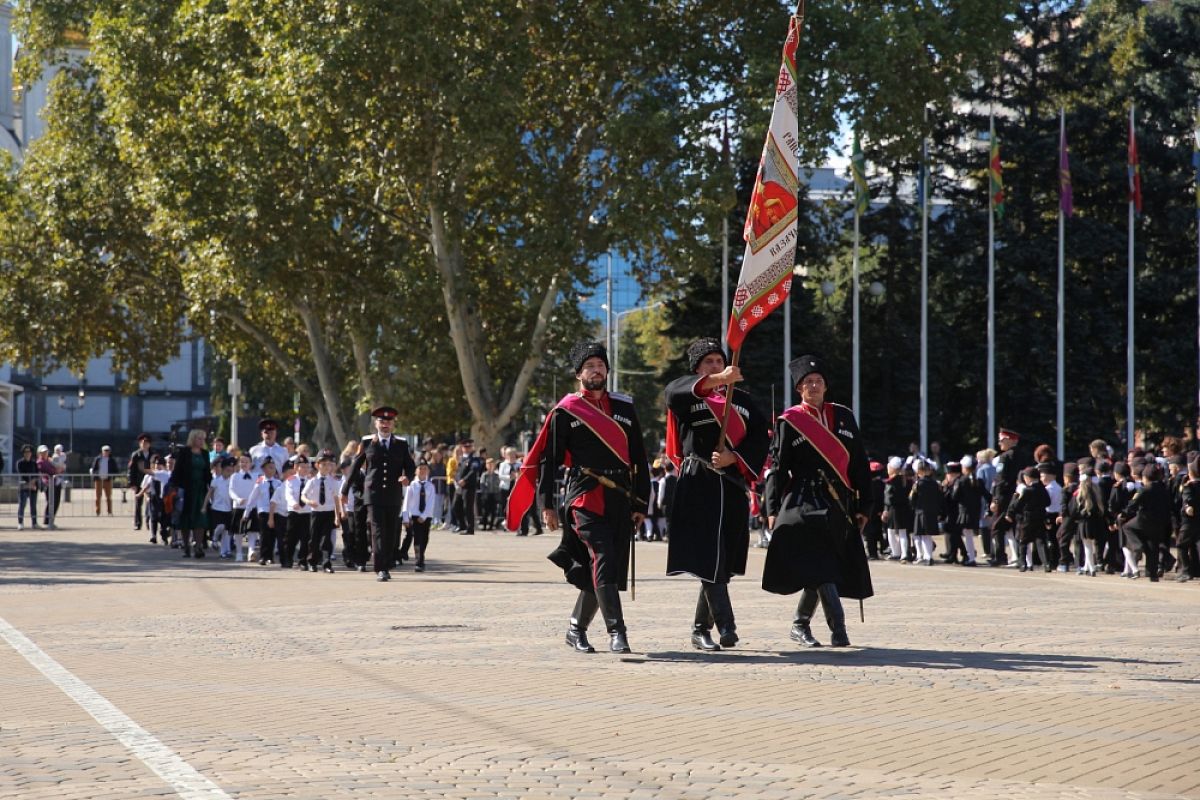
[1127,111,1142,215]
[726,11,804,351]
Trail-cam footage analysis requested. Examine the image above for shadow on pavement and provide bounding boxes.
[641,646,1180,672]
[0,539,505,586]
[0,539,213,585]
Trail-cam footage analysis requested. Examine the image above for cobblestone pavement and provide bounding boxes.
[1,517,1197,799]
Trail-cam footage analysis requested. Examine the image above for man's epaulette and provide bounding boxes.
[609,391,633,404]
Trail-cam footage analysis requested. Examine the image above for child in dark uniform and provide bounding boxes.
[909,460,942,566]
[1008,466,1050,572]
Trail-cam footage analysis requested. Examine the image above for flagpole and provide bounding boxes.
[722,115,731,350]
[783,292,791,393]
[1127,104,1136,450]
[852,195,861,417]
[1056,108,1066,459]
[920,112,929,456]
[987,112,996,449]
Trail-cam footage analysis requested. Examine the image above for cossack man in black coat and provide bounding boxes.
[344,406,415,582]
[506,342,650,654]
[663,337,769,652]
[763,354,873,648]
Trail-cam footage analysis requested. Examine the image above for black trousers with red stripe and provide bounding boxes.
[569,489,632,588]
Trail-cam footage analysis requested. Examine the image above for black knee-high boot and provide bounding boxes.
[566,590,598,653]
[789,587,822,647]
[703,582,738,647]
[817,583,850,646]
[690,588,720,651]
[594,584,630,653]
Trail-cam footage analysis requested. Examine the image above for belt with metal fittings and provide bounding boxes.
[682,454,722,475]
[569,466,628,480]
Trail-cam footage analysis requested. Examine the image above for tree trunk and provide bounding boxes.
[429,198,563,450]
[296,300,350,448]
[349,327,383,413]
[217,307,326,421]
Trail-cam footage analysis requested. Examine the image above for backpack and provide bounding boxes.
[162,485,177,515]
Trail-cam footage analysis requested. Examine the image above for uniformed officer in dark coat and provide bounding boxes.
[344,406,415,581]
[763,355,873,648]
[506,342,651,654]
[664,337,769,651]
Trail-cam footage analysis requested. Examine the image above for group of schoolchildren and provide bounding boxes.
[870,440,1200,583]
[877,454,992,567]
[134,448,346,571]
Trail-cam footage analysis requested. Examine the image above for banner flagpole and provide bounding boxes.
[722,114,731,351]
[723,1,806,446]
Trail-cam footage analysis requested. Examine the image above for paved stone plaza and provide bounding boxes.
[0,517,1197,799]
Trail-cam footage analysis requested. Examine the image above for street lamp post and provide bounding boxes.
[228,358,241,452]
[613,301,665,395]
[58,387,86,453]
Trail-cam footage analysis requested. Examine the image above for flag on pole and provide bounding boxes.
[916,139,928,211]
[1192,106,1199,213]
[1127,111,1143,215]
[1059,114,1074,218]
[989,130,1005,219]
[727,11,803,351]
[851,131,869,215]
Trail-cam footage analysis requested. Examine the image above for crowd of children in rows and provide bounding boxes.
[859,436,1200,583]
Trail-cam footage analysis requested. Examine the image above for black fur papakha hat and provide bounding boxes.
[788,354,825,389]
[686,338,726,373]
[569,341,609,374]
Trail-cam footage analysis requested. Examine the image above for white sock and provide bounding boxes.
[214,524,228,555]
[1006,533,1020,564]
[1025,543,1034,568]
[919,535,934,561]
[963,531,977,562]
[898,531,909,560]
[887,529,900,556]
[1122,546,1137,575]
[1083,540,1096,572]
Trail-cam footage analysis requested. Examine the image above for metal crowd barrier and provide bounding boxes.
[0,473,138,527]
[0,470,535,529]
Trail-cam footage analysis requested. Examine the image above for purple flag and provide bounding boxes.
[1059,119,1073,217]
